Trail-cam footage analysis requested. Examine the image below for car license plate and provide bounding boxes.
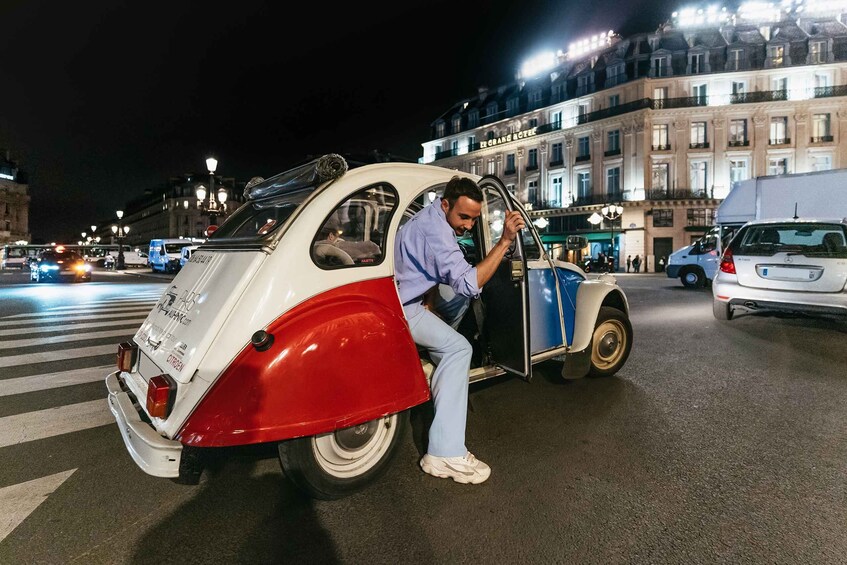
[757,264,823,282]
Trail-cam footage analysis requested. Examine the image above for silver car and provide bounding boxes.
[712,218,847,321]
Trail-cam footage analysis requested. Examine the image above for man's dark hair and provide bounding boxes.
[442,176,483,207]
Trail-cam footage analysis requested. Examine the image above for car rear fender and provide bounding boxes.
[569,278,629,353]
[176,277,430,447]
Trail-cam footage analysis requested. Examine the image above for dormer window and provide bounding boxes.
[576,74,595,96]
[727,49,742,71]
[769,45,784,67]
[689,52,705,74]
[435,121,446,137]
[809,40,826,64]
[651,55,670,77]
[530,89,543,109]
[506,97,520,117]
[486,102,498,121]
[468,109,479,129]
[452,115,462,134]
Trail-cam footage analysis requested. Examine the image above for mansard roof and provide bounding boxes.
[803,19,847,37]
[688,29,727,49]
[657,32,689,51]
[770,20,809,42]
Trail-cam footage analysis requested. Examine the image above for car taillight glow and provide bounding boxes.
[146,375,176,419]
[117,341,138,372]
[719,248,736,274]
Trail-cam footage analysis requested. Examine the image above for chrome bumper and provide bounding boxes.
[106,371,182,478]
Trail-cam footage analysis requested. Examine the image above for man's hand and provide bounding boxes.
[501,210,526,243]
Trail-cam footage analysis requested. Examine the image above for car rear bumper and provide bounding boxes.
[106,371,182,478]
[713,277,847,318]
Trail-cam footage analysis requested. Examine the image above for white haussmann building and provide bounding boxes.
[423,2,847,272]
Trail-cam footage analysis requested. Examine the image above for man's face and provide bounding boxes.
[442,196,481,236]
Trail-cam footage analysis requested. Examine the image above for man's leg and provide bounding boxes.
[403,302,471,457]
[430,284,470,330]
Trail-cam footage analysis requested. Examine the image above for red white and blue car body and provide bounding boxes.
[106,155,633,499]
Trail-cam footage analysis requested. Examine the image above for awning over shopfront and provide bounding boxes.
[540,232,619,244]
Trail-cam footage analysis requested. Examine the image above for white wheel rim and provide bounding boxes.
[591,319,627,371]
[310,414,397,479]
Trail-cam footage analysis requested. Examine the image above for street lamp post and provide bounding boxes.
[111,210,130,270]
[195,156,229,229]
[587,203,624,272]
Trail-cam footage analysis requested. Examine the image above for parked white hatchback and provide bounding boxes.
[712,218,847,321]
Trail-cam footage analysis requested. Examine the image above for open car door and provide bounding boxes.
[477,175,531,381]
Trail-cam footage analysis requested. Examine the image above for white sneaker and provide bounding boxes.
[420,451,491,484]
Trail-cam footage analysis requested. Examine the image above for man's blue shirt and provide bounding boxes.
[394,197,480,304]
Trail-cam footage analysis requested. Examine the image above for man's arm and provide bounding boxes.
[475,210,525,287]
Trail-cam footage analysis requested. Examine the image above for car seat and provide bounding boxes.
[821,232,845,253]
[758,229,780,245]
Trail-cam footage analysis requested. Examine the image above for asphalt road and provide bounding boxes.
[0,271,845,564]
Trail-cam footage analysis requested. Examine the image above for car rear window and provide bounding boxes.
[731,223,847,258]
[209,188,315,241]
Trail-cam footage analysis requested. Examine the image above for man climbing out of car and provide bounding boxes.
[394,175,525,484]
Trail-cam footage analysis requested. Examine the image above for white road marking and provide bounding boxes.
[0,328,136,349]
[45,300,158,311]
[0,469,76,543]
[0,365,114,396]
[0,400,114,448]
[0,318,144,337]
[1,306,153,320]
[0,311,150,327]
[0,345,116,368]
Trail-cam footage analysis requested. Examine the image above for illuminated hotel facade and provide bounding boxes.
[423,2,847,271]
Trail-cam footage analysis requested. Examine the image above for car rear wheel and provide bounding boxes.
[588,306,633,377]
[712,299,733,321]
[680,268,705,288]
[278,410,408,500]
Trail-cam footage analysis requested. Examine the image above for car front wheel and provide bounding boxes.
[680,268,705,288]
[588,306,633,377]
[278,410,408,500]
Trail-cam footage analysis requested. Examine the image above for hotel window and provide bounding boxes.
[469,161,479,175]
[607,129,620,153]
[608,94,620,107]
[729,119,747,145]
[729,159,749,184]
[606,167,621,196]
[687,208,714,227]
[577,171,591,198]
[578,102,590,119]
[692,84,707,104]
[577,136,590,158]
[552,84,563,103]
[507,97,520,116]
[488,159,496,175]
[486,102,498,120]
[690,161,708,192]
[815,73,830,89]
[436,122,445,137]
[550,142,563,164]
[812,113,831,141]
[451,140,459,155]
[577,74,595,94]
[732,81,746,96]
[505,153,516,173]
[551,110,562,127]
[652,124,669,150]
[653,87,668,100]
[531,89,543,108]
[772,77,787,94]
[652,56,669,77]
[728,49,742,71]
[467,135,476,150]
[812,154,832,171]
[770,117,788,144]
[487,131,495,140]
[452,115,462,134]
[527,148,538,169]
[528,118,538,128]
[527,179,538,204]
[690,122,707,147]
[654,209,674,227]
[468,110,479,128]
[690,52,705,74]
[769,45,784,66]
[652,163,669,190]
[809,41,825,64]
[768,157,788,175]
[551,176,563,206]
[607,64,624,85]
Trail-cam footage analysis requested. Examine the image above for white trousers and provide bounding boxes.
[403,287,472,457]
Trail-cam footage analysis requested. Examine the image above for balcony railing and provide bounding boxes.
[604,148,621,157]
[434,148,457,160]
[503,168,516,176]
[535,121,562,134]
[549,159,564,168]
[727,139,749,147]
[647,188,712,200]
[525,164,538,172]
[652,96,707,110]
[814,85,847,98]
[769,138,791,145]
[730,90,788,104]
[810,135,834,143]
[578,98,651,125]
[651,144,671,151]
[689,142,710,149]
[575,154,591,163]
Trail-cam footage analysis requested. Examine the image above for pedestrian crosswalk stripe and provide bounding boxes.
[0,345,116,368]
[0,329,136,349]
[0,311,151,328]
[0,365,113,396]
[44,301,157,311]
[0,469,76,543]
[0,319,143,337]
[1,306,153,320]
[0,400,114,448]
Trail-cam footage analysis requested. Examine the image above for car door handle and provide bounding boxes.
[510,259,524,281]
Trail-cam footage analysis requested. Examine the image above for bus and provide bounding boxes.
[1,244,56,269]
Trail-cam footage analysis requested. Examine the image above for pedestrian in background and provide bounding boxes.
[633,254,642,273]
[658,256,666,272]
[626,255,632,273]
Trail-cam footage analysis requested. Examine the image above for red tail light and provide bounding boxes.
[117,342,139,372]
[719,248,736,274]
[146,375,176,419]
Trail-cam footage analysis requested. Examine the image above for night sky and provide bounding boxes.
[0,0,687,242]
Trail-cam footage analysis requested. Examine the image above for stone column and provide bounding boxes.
[592,130,604,199]
[752,114,768,177]
[516,147,525,201]
[538,140,548,205]
[712,117,726,197]
[794,112,808,172]
[673,120,687,193]
[838,110,847,169]
[565,136,575,203]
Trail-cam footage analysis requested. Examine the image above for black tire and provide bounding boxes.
[278,410,408,500]
[680,268,705,289]
[588,306,633,377]
[712,299,733,321]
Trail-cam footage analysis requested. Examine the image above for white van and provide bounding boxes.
[149,239,196,273]
[179,245,199,269]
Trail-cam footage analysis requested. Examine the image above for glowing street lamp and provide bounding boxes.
[195,156,230,226]
[112,210,129,270]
